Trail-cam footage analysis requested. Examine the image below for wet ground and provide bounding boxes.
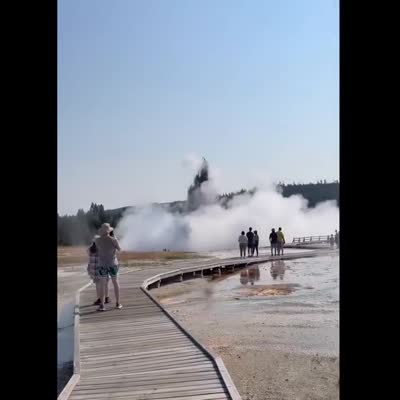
[156,254,339,355]
[153,254,339,400]
[203,247,314,260]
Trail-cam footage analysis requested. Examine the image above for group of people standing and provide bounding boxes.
[87,223,122,312]
[238,227,259,258]
[269,227,286,256]
[329,230,340,249]
[238,227,285,258]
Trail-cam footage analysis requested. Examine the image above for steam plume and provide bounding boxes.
[117,158,339,252]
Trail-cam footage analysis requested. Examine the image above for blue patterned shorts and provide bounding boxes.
[95,265,120,279]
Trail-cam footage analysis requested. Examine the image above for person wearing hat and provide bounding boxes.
[95,223,122,311]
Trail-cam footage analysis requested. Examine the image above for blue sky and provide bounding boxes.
[58,0,339,215]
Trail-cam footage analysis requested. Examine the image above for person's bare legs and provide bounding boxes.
[98,278,107,309]
[111,276,120,305]
[105,278,109,298]
[95,280,101,299]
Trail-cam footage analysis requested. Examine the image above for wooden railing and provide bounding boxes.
[292,235,330,244]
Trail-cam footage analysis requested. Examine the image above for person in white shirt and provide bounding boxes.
[95,223,122,311]
[238,231,248,258]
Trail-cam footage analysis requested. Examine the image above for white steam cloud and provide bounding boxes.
[116,161,339,252]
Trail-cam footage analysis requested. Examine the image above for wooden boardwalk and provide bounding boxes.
[62,248,337,400]
[67,274,238,400]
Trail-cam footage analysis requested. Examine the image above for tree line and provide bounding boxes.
[278,181,339,208]
[58,181,339,246]
[57,203,124,246]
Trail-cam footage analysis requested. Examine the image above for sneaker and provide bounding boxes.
[97,305,106,312]
[105,297,111,304]
[115,303,123,309]
[93,299,101,306]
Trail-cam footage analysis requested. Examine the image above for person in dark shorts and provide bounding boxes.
[253,230,259,256]
[269,228,278,256]
[246,227,254,257]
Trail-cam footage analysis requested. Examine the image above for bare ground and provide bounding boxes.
[210,340,339,400]
[58,246,206,268]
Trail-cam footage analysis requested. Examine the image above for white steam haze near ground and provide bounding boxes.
[117,156,339,252]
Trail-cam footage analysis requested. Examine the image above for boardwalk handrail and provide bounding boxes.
[57,282,91,400]
[292,235,330,244]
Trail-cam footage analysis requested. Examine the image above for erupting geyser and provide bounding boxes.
[186,158,209,212]
[117,157,339,252]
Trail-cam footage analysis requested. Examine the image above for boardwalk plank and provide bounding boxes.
[78,371,219,386]
[72,382,225,395]
[81,352,205,367]
[82,359,213,376]
[69,387,228,399]
[80,346,201,361]
[70,395,228,400]
[82,355,209,369]
[76,378,222,390]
